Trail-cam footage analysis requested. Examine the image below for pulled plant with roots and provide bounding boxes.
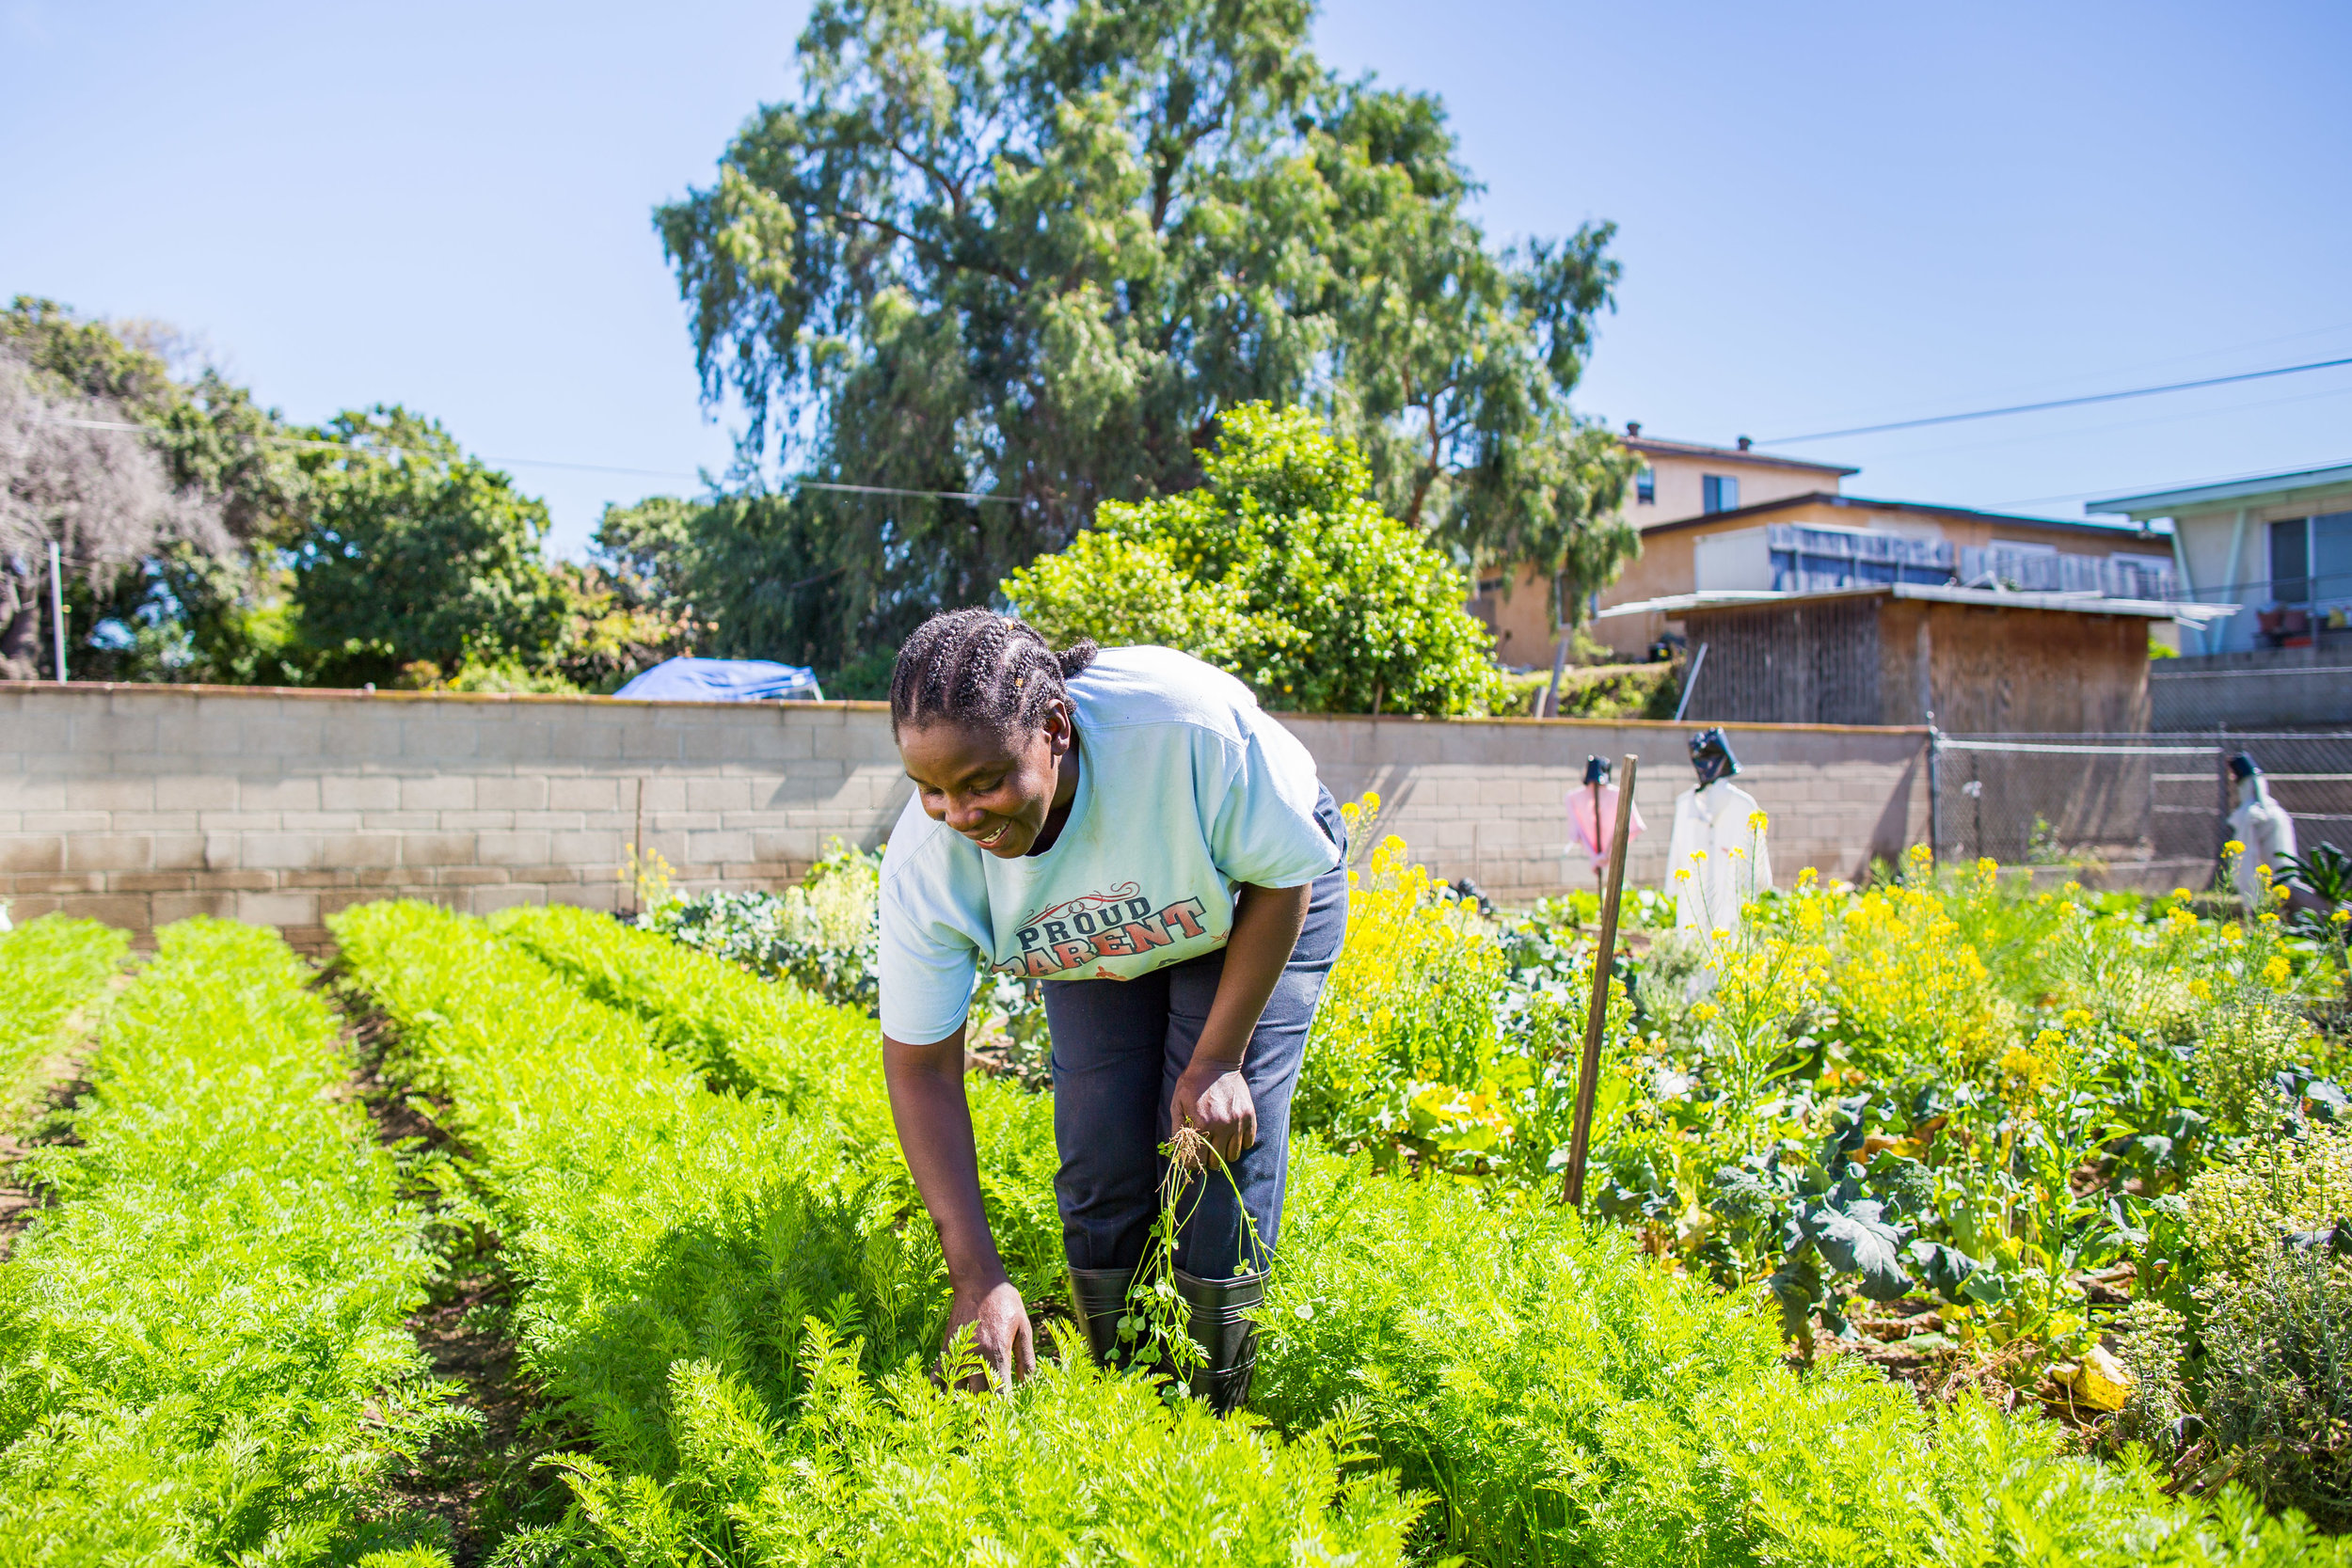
[1115,1124,1271,1392]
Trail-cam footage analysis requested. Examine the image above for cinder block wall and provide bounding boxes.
[1294,712,1929,897]
[2,682,1927,947]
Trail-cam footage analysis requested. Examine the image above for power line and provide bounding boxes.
[28,416,1013,504]
[1829,379,2352,472]
[1992,454,2352,512]
[1757,355,2352,445]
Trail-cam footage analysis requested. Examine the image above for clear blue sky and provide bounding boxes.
[5,1,2346,555]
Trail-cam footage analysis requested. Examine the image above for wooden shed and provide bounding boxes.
[1600,584,2226,732]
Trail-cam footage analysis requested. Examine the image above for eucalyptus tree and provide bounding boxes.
[656,0,1636,668]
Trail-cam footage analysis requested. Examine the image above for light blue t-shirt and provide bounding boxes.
[877,645,1341,1045]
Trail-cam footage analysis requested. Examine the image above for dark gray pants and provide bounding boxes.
[1041,792,1347,1277]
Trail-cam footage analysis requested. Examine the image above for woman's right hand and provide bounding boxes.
[882,1029,1035,1390]
[946,1273,1035,1390]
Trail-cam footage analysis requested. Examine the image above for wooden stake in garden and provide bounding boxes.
[1562,752,1638,1210]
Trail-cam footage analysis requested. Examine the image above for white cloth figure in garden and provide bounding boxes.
[1667,781,1772,934]
[2225,752,2297,909]
[1664,728,1772,935]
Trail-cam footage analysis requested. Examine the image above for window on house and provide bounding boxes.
[2271,516,2310,604]
[1701,474,1739,514]
[1635,466,1655,504]
[2315,512,2352,604]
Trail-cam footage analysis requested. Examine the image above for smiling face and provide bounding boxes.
[897,701,1075,858]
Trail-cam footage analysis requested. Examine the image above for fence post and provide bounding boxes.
[2215,723,2230,878]
[1926,717,1941,864]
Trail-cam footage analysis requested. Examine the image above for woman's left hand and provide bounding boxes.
[1171,1057,1256,1164]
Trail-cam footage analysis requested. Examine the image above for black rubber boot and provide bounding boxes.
[1174,1268,1265,1416]
[1066,1265,1136,1370]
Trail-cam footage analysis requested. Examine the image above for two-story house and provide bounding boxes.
[2088,462,2352,655]
[1468,427,1854,664]
[1472,423,2182,666]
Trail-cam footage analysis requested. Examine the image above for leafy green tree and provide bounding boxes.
[657,0,1633,668]
[289,407,565,687]
[1003,404,1503,715]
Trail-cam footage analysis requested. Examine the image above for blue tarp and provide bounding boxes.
[614,657,822,703]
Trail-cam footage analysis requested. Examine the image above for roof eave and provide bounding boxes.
[1621,436,1860,477]
[2086,463,2352,518]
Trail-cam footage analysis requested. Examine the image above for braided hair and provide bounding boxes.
[888,610,1099,740]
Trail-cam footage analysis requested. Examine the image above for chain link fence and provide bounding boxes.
[2149,657,2352,733]
[1929,731,2352,883]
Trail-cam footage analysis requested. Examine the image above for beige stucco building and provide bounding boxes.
[1469,428,1855,665]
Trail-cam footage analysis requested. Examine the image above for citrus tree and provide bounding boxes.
[1003,404,1504,715]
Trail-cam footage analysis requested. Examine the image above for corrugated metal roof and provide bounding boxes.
[1594,582,2237,625]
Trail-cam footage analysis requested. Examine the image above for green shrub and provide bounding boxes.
[1003,404,1507,716]
[2187,1125,2352,1285]
[2198,1248,2352,1528]
[0,913,127,1123]
[0,918,448,1564]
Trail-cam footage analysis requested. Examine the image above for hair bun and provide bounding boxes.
[1057,639,1100,680]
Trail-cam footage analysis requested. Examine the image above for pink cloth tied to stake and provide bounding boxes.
[1566,784,1646,873]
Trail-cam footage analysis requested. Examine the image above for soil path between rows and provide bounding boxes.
[343,1002,556,1565]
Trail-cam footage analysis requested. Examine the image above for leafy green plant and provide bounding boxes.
[1110,1127,1272,1388]
[342,889,2352,1563]
[0,918,451,1563]
[336,899,1421,1564]
[488,898,1063,1298]
[0,912,125,1125]
[2282,843,2352,910]
[1254,1145,2344,1567]
[637,840,882,1011]
[554,1330,1422,1565]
